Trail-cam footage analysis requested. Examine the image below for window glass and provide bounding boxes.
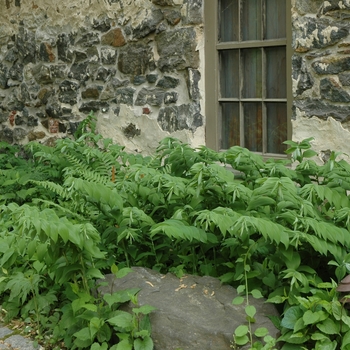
[221,103,240,149]
[241,0,262,41]
[266,103,288,153]
[220,50,239,98]
[265,0,286,39]
[243,103,263,152]
[242,48,262,98]
[219,0,239,42]
[266,46,286,98]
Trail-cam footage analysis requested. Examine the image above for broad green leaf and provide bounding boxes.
[234,334,249,346]
[232,296,244,305]
[91,342,108,350]
[235,325,249,337]
[134,335,154,350]
[107,311,133,328]
[103,289,140,308]
[245,305,256,319]
[115,339,133,350]
[316,318,340,335]
[237,285,245,294]
[251,289,263,299]
[73,327,91,341]
[342,329,350,349]
[115,267,133,279]
[254,327,269,337]
[132,305,157,315]
[281,306,303,330]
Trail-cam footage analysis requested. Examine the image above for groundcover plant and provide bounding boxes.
[0,114,350,349]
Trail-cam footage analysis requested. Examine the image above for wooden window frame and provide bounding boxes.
[204,0,292,157]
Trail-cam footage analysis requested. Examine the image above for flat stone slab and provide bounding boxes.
[99,267,280,350]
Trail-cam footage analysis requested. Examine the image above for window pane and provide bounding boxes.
[219,0,239,42]
[221,103,240,149]
[265,0,286,39]
[266,103,287,154]
[242,49,262,98]
[266,46,286,98]
[241,0,262,41]
[220,50,239,98]
[243,103,262,152]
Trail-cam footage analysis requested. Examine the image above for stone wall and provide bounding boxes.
[0,0,204,153]
[1,0,350,157]
[292,0,350,159]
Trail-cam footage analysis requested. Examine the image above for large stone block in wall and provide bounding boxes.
[118,43,154,76]
[312,56,350,75]
[132,9,164,39]
[293,98,350,122]
[294,17,348,52]
[320,78,350,103]
[156,28,199,72]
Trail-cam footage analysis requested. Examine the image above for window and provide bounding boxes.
[204,0,292,155]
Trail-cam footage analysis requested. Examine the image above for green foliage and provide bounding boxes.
[1,120,350,349]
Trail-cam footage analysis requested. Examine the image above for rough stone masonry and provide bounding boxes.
[2,0,350,157]
[0,0,205,154]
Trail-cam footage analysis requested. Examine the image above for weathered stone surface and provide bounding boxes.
[9,62,24,82]
[163,9,181,26]
[95,67,115,82]
[146,74,158,84]
[76,32,100,47]
[92,18,112,32]
[187,68,201,100]
[182,0,203,25]
[294,17,348,52]
[0,127,13,143]
[69,62,89,81]
[57,33,75,63]
[158,103,203,132]
[164,91,178,104]
[59,80,80,105]
[39,42,55,62]
[118,43,153,76]
[156,75,179,88]
[28,130,46,141]
[101,48,117,65]
[133,9,164,39]
[81,86,101,99]
[292,56,313,96]
[78,100,110,113]
[45,100,63,119]
[312,56,350,75]
[135,88,164,106]
[115,87,135,105]
[320,78,350,102]
[0,0,205,150]
[322,1,350,14]
[123,123,141,138]
[293,98,350,122]
[98,267,280,350]
[0,63,8,89]
[13,127,27,141]
[101,28,126,47]
[50,65,67,79]
[152,0,175,6]
[16,27,36,64]
[157,28,199,71]
[339,72,350,86]
[133,75,146,85]
[32,64,52,84]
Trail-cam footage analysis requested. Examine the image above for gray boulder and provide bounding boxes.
[98,267,280,350]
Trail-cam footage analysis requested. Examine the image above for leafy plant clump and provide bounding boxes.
[1,114,350,349]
